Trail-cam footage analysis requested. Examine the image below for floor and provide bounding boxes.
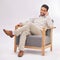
[0,30,60,60]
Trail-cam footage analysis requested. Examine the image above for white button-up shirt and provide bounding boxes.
[23,15,53,30]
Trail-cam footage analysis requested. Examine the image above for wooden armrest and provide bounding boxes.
[42,27,56,31]
[41,27,56,35]
[46,27,56,29]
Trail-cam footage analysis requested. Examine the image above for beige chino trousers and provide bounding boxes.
[14,22,42,51]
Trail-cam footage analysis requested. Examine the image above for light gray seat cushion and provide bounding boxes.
[16,29,51,47]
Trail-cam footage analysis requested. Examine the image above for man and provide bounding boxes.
[3,4,53,57]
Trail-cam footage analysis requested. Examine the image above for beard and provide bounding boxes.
[40,14,45,16]
[40,12,45,16]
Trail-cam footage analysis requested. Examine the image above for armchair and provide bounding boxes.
[14,24,56,56]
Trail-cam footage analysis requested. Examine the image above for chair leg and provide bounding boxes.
[50,45,52,51]
[42,47,45,56]
[14,36,17,52]
[50,29,53,51]
[14,45,17,52]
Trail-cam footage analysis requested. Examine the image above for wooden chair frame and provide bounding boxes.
[14,25,56,56]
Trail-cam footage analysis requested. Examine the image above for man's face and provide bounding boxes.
[40,7,48,16]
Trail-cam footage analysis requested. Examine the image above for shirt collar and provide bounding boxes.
[39,15,46,18]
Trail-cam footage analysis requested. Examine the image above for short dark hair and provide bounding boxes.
[41,4,49,11]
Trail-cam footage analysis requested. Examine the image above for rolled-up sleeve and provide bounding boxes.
[46,16,53,28]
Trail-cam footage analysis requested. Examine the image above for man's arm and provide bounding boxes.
[46,16,54,28]
[15,18,34,28]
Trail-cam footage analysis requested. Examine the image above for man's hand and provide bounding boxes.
[17,23,23,27]
[15,23,23,29]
